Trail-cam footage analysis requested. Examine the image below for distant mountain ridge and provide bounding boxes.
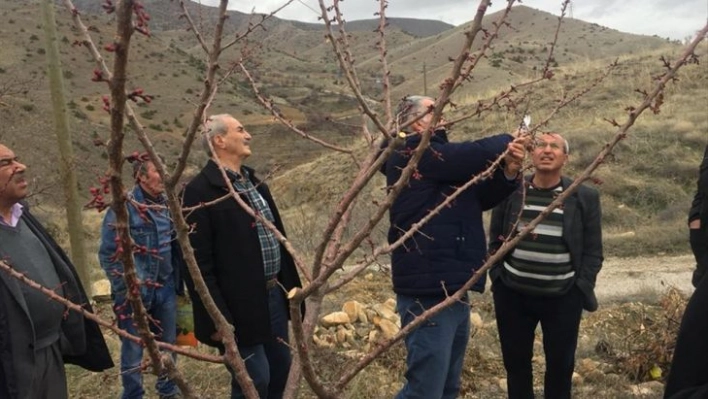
[70,0,455,38]
[0,0,687,210]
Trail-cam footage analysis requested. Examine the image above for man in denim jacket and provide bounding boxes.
[98,157,183,399]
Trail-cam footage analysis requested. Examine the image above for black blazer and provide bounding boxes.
[0,207,114,398]
[488,176,604,311]
[182,160,302,347]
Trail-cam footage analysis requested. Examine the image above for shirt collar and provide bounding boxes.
[0,203,24,227]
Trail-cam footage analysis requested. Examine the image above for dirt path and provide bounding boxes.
[595,254,696,302]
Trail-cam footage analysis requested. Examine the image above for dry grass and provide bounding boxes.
[64,268,688,398]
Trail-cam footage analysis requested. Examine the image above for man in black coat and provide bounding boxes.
[0,144,113,398]
[182,114,302,399]
[664,144,708,399]
[687,145,708,287]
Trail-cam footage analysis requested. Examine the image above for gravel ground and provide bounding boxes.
[595,254,695,302]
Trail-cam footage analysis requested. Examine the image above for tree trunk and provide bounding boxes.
[41,0,91,294]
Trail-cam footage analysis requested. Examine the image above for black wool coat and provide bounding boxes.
[182,160,303,347]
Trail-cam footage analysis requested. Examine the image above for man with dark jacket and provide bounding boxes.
[488,133,603,399]
[0,144,113,398]
[384,96,526,399]
[99,157,183,399]
[182,114,302,399]
[664,144,708,399]
[687,145,708,287]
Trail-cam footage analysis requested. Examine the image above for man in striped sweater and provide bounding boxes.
[488,132,604,399]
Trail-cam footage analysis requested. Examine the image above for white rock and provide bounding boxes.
[372,303,398,322]
[321,311,351,328]
[357,309,369,324]
[342,301,364,323]
[373,316,399,340]
[383,298,397,311]
[470,312,484,329]
[92,279,111,297]
[312,334,334,348]
[572,372,584,385]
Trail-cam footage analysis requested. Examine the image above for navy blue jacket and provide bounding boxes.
[384,130,518,296]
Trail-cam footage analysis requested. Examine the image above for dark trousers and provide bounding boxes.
[493,283,584,399]
[224,285,291,399]
[689,228,708,287]
[28,340,68,399]
[664,274,708,398]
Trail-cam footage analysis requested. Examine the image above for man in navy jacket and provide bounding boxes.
[384,96,526,399]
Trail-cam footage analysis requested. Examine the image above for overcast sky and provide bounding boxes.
[196,0,706,41]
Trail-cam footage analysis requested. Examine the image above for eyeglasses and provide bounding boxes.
[532,140,562,151]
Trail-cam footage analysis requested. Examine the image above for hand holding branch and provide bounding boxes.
[504,136,529,177]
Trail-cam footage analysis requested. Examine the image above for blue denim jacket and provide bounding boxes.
[98,185,182,304]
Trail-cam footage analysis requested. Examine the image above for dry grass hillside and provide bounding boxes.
[0,2,705,398]
[0,1,705,260]
[358,6,675,98]
[271,41,708,259]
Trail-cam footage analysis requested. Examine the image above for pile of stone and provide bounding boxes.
[314,298,401,353]
[314,298,488,355]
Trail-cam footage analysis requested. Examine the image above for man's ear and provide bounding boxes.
[212,135,223,149]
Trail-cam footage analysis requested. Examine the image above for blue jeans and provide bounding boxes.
[225,285,292,399]
[395,293,471,399]
[115,282,178,399]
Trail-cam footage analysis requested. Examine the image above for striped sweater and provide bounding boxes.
[500,184,575,296]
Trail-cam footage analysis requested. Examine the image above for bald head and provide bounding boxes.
[201,114,252,167]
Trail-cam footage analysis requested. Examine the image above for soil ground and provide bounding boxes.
[67,255,697,398]
[594,255,695,303]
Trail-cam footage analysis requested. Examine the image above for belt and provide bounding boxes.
[266,278,278,290]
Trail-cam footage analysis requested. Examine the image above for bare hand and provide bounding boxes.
[504,137,528,176]
[512,127,530,138]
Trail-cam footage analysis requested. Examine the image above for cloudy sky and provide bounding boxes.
[197,0,706,41]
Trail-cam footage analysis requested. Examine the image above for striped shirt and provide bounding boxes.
[229,169,281,279]
[500,183,574,296]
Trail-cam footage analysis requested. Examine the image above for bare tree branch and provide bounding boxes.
[238,62,353,153]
